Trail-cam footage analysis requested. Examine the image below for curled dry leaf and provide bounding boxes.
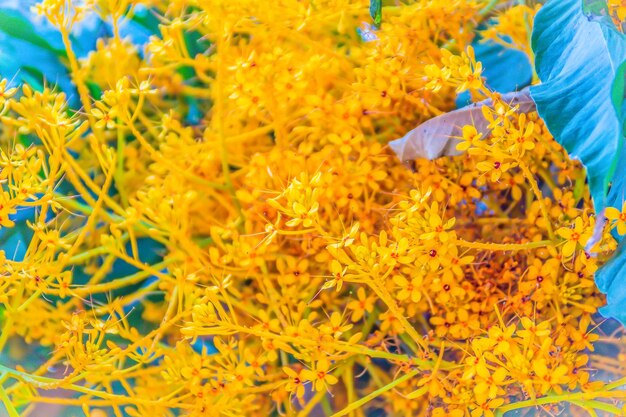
[389,89,535,161]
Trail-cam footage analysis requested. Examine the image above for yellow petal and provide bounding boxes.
[605,207,620,220]
[325,374,338,385]
[562,241,576,258]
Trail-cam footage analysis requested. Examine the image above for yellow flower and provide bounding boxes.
[511,113,536,154]
[471,398,504,417]
[323,259,347,292]
[480,4,538,57]
[486,323,516,355]
[609,0,626,24]
[424,64,449,93]
[91,101,117,129]
[474,363,507,402]
[254,310,281,333]
[457,60,483,92]
[457,125,483,151]
[605,201,626,235]
[476,159,512,182]
[327,132,363,155]
[420,202,456,242]
[394,274,423,303]
[327,223,360,249]
[56,271,73,298]
[556,216,592,257]
[231,362,255,388]
[347,287,375,322]
[569,315,600,351]
[302,359,338,392]
[379,308,406,335]
[0,203,16,228]
[518,317,551,340]
[283,367,306,399]
[532,359,569,395]
[321,312,353,338]
[0,79,18,105]
[440,244,474,278]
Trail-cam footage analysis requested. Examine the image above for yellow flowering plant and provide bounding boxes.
[0,0,625,417]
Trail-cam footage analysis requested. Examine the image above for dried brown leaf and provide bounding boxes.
[389,89,535,161]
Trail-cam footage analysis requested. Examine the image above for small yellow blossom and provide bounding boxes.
[347,288,375,322]
[606,201,626,235]
[283,367,306,399]
[557,217,592,257]
[302,359,338,392]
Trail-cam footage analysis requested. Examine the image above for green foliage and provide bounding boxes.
[0,9,71,93]
[369,0,382,25]
[0,9,64,56]
[531,0,626,212]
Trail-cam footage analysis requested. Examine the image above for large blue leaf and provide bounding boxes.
[0,8,65,55]
[530,0,626,212]
[530,0,626,323]
[476,38,532,94]
[0,9,74,105]
[0,7,107,107]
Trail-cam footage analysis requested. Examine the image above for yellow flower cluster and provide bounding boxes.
[608,0,626,30]
[0,1,625,417]
[480,4,539,62]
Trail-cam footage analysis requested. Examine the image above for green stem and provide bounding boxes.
[479,0,500,16]
[298,389,326,417]
[360,307,379,342]
[215,35,244,229]
[367,279,429,351]
[116,125,128,207]
[537,167,558,191]
[0,382,19,417]
[519,163,555,240]
[497,390,626,415]
[398,333,420,355]
[455,238,553,251]
[73,259,175,296]
[0,318,14,353]
[53,192,171,247]
[605,376,626,391]
[59,29,92,115]
[330,369,419,417]
[343,360,356,417]
[321,394,333,416]
[0,365,185,409]
[571,400,621,415]
[221,324,454,369]
[68,245,113,264]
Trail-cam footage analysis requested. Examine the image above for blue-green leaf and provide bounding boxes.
[0,9,65,57]
[0,34,74,97]
[475,37,532,94]
[530,0,626,323]
[530,0,626,212]
[369,0,382,26]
